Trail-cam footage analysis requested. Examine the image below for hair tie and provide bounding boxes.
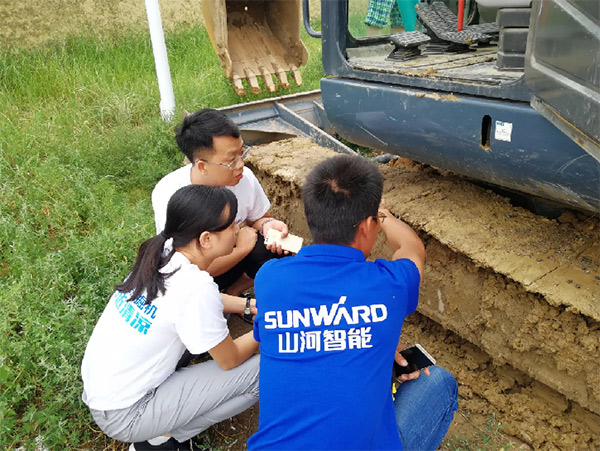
[160,231,169,239]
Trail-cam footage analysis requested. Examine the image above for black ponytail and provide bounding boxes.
[116,185,238,303]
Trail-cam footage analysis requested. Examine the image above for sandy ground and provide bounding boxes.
[241,137,599,450]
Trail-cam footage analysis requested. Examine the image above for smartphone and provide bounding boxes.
[393,344,436,378]
[264,228,303,253]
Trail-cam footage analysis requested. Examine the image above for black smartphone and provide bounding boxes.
[393,344,436,378]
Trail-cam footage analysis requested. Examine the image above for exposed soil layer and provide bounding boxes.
[243,137,599,450]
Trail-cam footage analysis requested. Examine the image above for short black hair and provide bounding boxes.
[302,155,383,245]
[175,108,241,162]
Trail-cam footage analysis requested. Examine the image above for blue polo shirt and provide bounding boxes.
[247,244,420,451]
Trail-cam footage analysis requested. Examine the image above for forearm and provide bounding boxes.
[380,209,420,251]
[221,293,256,315]
[249,214,273,234]
[207,246,252,277]
[210,332,259,370]
[380,208,425,273]
[233,331,260,362]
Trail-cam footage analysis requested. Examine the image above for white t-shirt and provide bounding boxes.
[151,165,271,234]
[81,252,229,411]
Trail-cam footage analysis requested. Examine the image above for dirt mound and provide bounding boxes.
[245,136,600,450]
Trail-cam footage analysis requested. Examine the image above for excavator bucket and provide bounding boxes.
[202,0,308,96]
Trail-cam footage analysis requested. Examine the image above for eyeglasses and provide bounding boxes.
[353,210,387,228]
[200,145,251,171]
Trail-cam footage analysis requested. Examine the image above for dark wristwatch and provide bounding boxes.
[240,296,254,324]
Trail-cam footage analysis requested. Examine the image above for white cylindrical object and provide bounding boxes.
[145,0,176,121]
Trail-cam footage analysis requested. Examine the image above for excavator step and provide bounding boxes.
[416,1,495,47]
[387,31,431,61]
[390,30,432,48]
[467,22,499,37]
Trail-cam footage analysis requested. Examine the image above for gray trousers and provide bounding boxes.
[90,354,260,443]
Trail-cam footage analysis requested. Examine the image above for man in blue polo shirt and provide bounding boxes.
[247,155,458,450]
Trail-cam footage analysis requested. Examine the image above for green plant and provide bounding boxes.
[440,412,517,451]
[0,23,322,449]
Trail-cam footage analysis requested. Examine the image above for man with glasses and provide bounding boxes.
[248,155,457,451]
[152,108,288,316]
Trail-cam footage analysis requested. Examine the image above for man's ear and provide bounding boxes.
[350,218,369,244]
[349,217,376,258]
[358,216,377,237]
[193,159,208,173]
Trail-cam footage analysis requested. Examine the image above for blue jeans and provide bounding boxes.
[395,366,458,451]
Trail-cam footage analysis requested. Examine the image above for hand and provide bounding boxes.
[236,226,258,253]
[378,199,391,219]
[395,343,430,382]
[263,219,289,255]
[249,298,258,316]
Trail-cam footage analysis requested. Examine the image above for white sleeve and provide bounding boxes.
[174,281,229,355]
[152,185,168,234]
[245,170,271,222]
[152,166,192,234]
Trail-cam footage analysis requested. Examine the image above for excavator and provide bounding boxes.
[203,0,598,214]
[199,0,599,446]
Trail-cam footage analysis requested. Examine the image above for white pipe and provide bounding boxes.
[145,0,175,121]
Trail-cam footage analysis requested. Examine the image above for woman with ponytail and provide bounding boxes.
[81,185,259,451]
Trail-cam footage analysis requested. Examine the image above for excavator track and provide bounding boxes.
[247,136,600,449]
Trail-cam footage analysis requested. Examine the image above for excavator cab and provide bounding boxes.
[202,0,308,96]
[318,0,599,213]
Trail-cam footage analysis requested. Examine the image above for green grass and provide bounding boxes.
[441,413,518,451]
[0,24,322,449]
